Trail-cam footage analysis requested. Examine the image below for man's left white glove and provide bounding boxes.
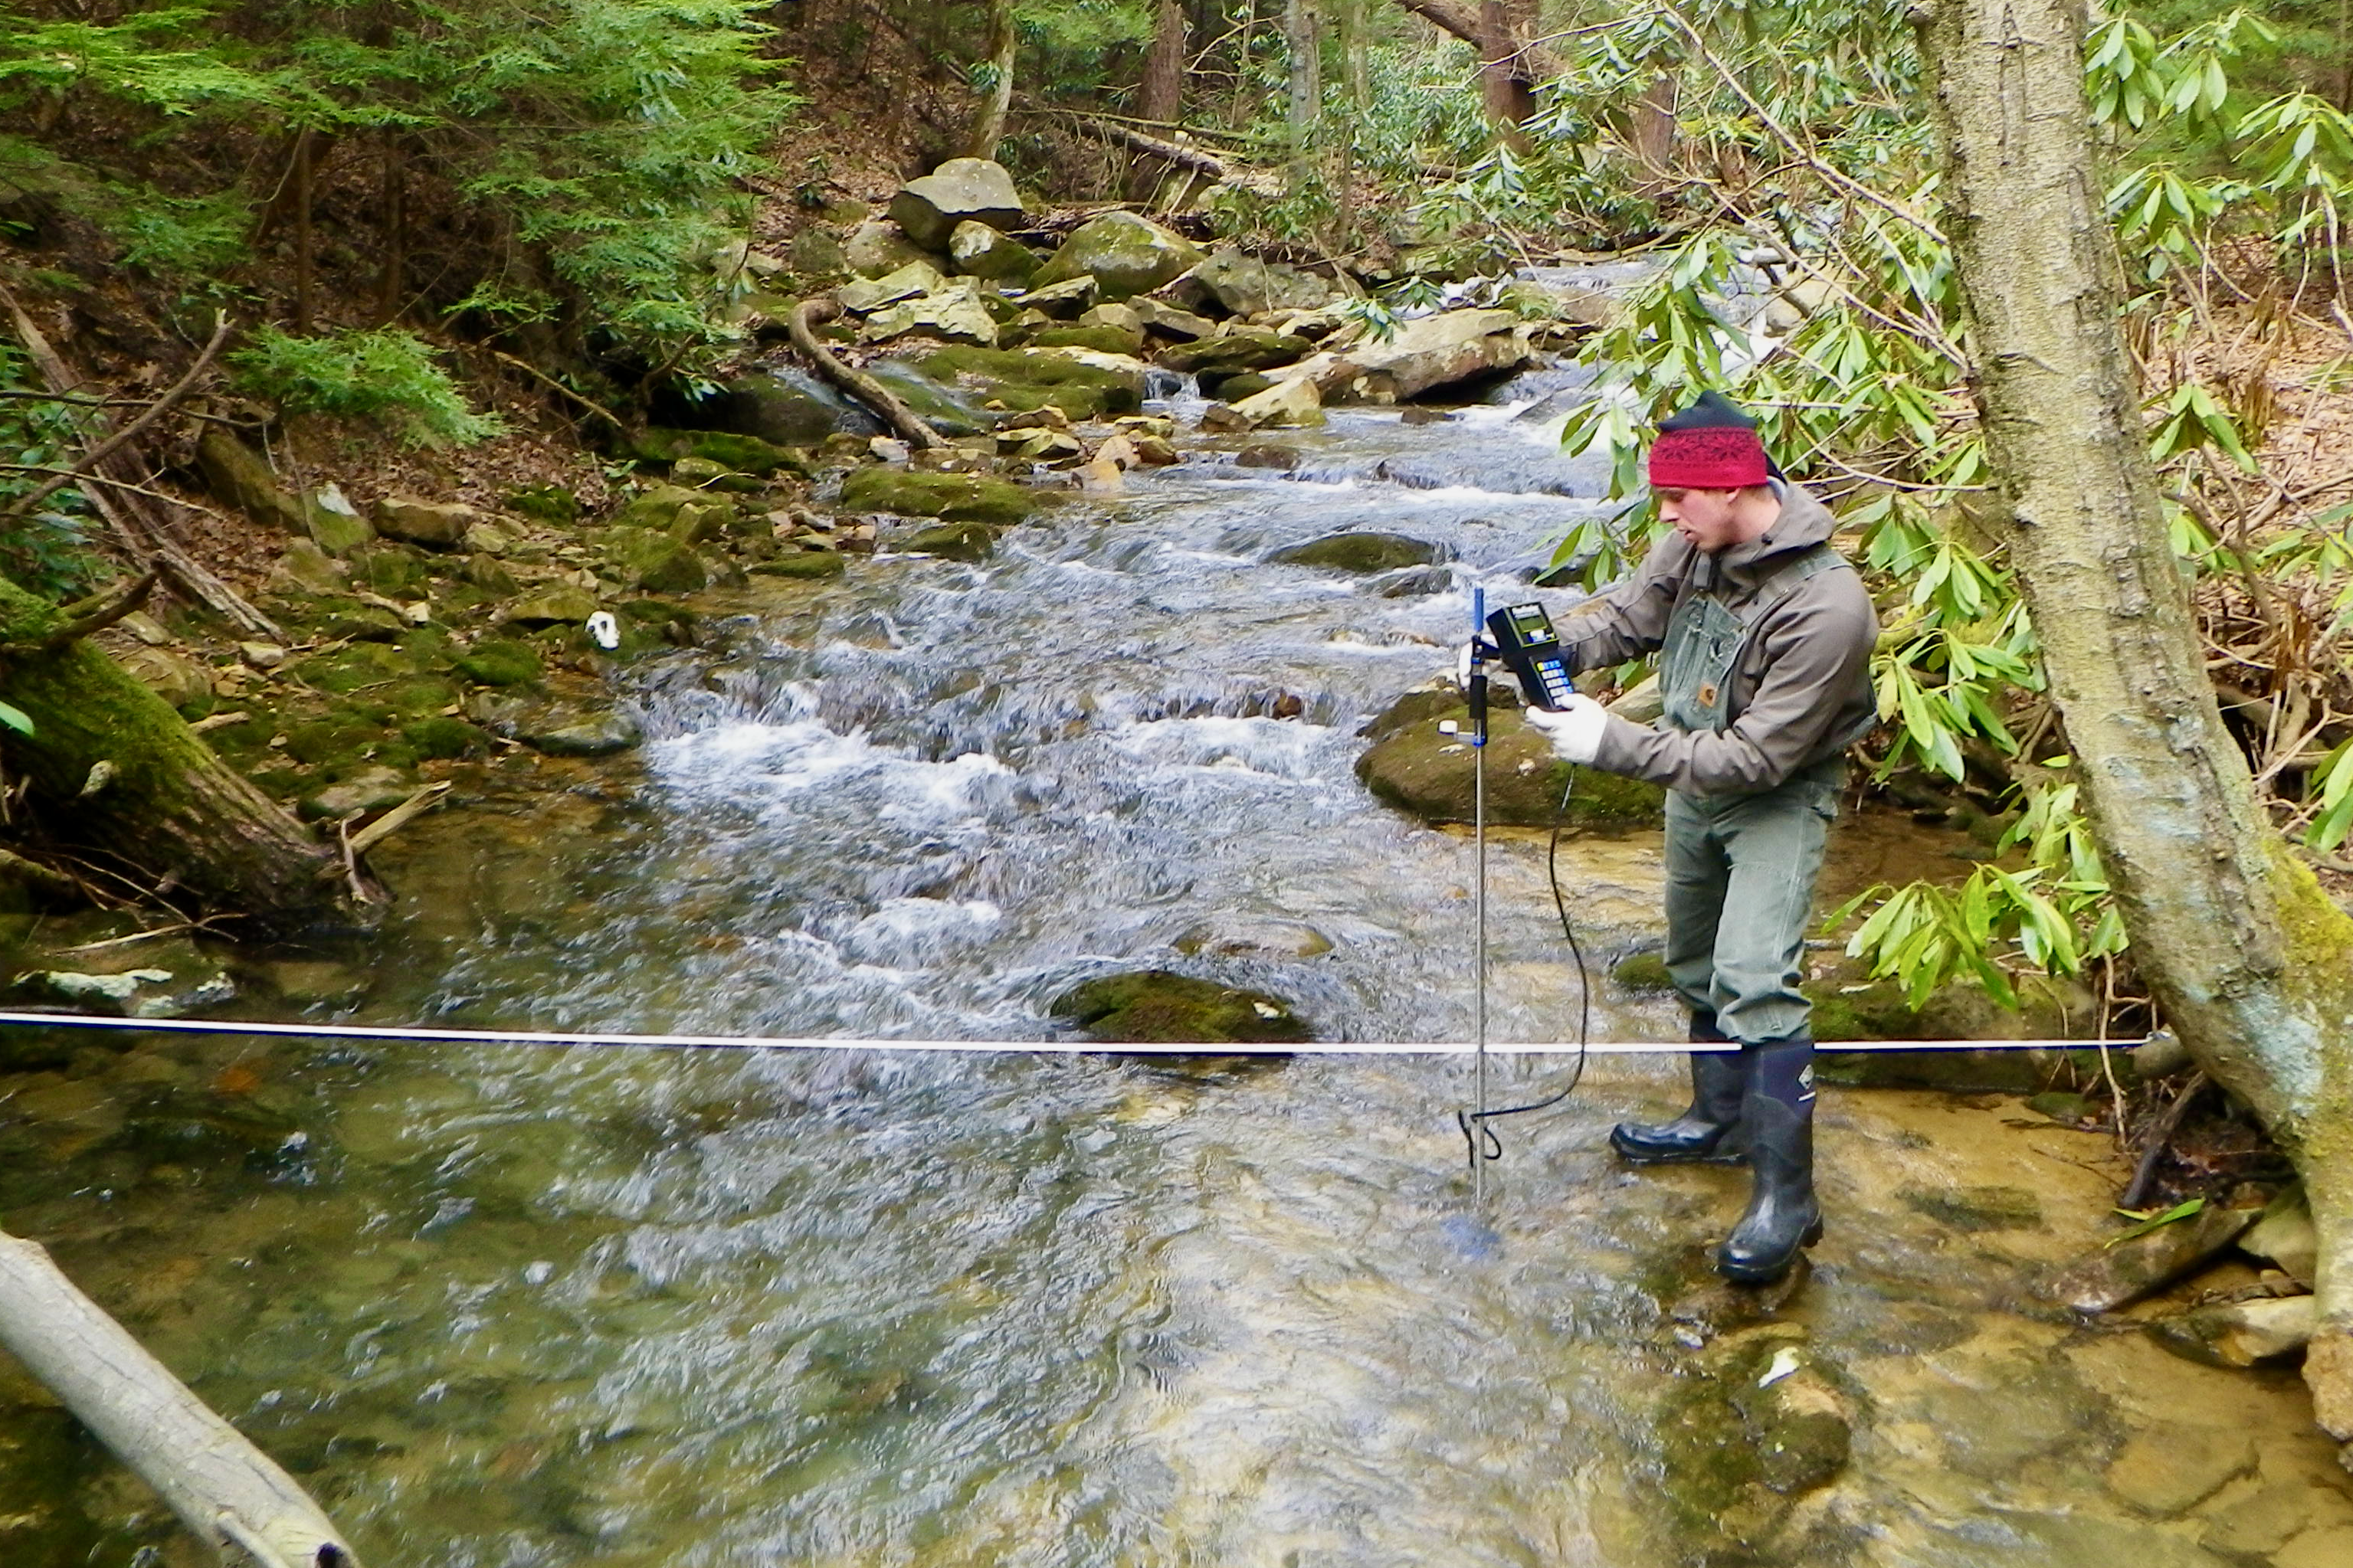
[1523,694,1610,764]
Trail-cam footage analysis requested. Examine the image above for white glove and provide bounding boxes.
[1524,694,1610,764]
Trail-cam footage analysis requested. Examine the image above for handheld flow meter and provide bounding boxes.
[1483,601,1575,711]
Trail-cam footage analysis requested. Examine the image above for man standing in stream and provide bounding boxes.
[1525,392,1879,1284]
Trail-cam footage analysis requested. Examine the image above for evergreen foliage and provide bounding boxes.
[228,326,502,447]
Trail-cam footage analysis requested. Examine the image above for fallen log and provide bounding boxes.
[0,1226,363,1566]
[0,568,370,931]
[787,298,942,450]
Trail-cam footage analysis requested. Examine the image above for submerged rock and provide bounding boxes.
[2103,1422,2258,1515]
[1050,970,1311,1046]
[1032,212,1204,301]
[1655,1326,1857,1556]
[2145,1293,2317,1368]
[1172,917,1334,960]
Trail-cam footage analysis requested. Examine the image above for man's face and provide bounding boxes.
[1656,487,1744,553]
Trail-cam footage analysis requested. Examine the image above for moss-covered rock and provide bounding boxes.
[750,551,849,580]
[503,484,581,525]
[1613,951,1676,992]
[352,542,429,598]
[636,545,711,594]
[1807,971,2102,1089]
[630,427,805,476]
[1024,324,1146,357]
[1269,532,1447,573]
[464,689,641,757]
[1050,970,1312,1045]
[401,715,487,759]
[454,640,544,687]
[900,521,999,561]
[840,466,1040,526]
[1032,211,1204,300]
[1656,1327,1859,1557]
[1353,687,1666,828]
[1156,327,1314,376]
[289,641,414,695]
[909,344,1146,421]
[860,358,996,437]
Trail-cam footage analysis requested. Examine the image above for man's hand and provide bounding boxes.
[1524,694,1610,764]
[1455,639,1479,690]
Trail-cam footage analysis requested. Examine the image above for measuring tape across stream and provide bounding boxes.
[0,1010,2133,1057]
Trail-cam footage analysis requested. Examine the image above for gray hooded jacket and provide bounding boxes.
[1557,481,1879,797]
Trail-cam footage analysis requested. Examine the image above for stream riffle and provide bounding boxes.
[3,393,2351,1565]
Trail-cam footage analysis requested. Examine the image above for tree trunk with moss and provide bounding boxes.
[0,575,365,932]
[1921,0,2353,1469]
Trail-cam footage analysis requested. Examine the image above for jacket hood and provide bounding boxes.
[1717,480,1840,583]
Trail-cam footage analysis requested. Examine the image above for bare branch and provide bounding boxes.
[1,311,232,522]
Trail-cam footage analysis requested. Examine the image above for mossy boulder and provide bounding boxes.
[1613,951,1676,992]
[1050,970,1312,1045]
[949,218,1038,283]
[1656,1327,1859,1556]
[454,639,544,687]
[630,427,804,476]
[750,551,849,580]
[1024,324,1146,357]
[1033,212,1204,300]
[503,484,581,525]
[288,641,415,695]
[1353,686,1665,828]
[351,542,430,598]
[722,368,879,446]
[1807,971,2102,1090]
[844,218,944,279]
[839,466,1040,526]
[1269,532,1447,573]
[1156,327,1314,377]
[464,689,641,757]
[900,521,999,561]
[401,715,487,759]
[636,545,711,594]
[907,344,1146,421]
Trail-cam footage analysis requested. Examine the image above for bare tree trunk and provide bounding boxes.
[1284,0,1322,193]
[0,1228,363,1566]
[788,299,942,450]
[292,129,315,336]
[1477,0,1533,146]
[1630,72,1678,176]
[1920,0,2353,1470]
[1139,0,1188,123]
[376,134,405,322]
[965,0,1018,161]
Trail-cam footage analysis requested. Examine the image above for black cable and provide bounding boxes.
[1457,765,1592,1170]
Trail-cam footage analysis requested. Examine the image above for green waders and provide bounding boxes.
[1608,545,1844,1282]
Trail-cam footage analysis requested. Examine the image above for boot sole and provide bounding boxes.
[1716,1219,1825,1285]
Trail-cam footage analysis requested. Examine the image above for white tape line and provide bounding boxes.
[0,1011,2128,1056]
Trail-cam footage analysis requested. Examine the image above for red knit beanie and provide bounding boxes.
[1648,391,1771,489]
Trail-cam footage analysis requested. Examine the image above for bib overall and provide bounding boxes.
[1655,545,1847,1047]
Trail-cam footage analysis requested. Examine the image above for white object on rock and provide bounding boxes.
[585,611,620,651]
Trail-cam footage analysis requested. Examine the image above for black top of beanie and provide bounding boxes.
[1657,390,1782,477]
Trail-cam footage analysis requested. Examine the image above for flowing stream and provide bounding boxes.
[3,390,2350,1566]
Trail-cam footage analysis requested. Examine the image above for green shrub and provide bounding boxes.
[228,327,503,447]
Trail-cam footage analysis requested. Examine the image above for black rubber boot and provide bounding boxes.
[1716,1033,1823,1285]
[1611,1011,1747,1165]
